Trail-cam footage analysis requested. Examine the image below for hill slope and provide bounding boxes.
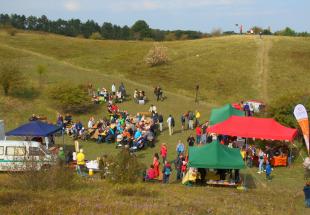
[0,31,309,214]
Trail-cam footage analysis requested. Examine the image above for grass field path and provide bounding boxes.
[256,37,272,102]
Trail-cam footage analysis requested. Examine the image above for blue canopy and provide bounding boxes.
[6,121,61,137]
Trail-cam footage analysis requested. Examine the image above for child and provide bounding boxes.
[160,143,167,164]
[181,158,187,178]
[266,161,272,181]
[145,165,156,180]
[304,182,310,208]
[162,161,172,184]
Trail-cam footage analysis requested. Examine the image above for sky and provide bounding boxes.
[1,0,309,32]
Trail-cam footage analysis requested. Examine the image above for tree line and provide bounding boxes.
[0,13,204,41]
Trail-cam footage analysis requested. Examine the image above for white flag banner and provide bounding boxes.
[294,104,309,155]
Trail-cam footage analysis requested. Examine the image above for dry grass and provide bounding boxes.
[0,31,309,214]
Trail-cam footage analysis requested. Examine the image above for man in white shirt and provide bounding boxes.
[167,115,174,136]
[111,83,116,95]
[149,105,157,114]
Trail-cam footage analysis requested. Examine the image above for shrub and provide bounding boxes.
[90,32,102,40]
[6,27,17,36]
[267,91,310,128]
[211,28,222,37]
[48,83,94,113]
[107,148,146,184]
[144,44,169,67]
[0,61,24,96]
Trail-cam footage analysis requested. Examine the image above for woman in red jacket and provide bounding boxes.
[153,153,160,178]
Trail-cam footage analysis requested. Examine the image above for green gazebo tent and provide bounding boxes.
[188,141,245,169]
[209,104,244,126]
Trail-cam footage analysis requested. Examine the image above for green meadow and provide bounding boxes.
[0,30,310,214]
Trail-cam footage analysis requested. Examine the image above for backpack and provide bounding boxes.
[165,167,171,175]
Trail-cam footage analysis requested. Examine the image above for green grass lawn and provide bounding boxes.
[0,30,310,214]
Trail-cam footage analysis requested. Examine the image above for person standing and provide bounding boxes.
[162,161,172,184]
[258,148,265,174]
[111,83,116,95]
[76,149,86,175]
[176,140,185,156]
[195,126,202,144]
[188,111,194,130]
[57,147,65,165]
[175,153,183,180]
[158,114,163,132]
[153,153,160,179]
[195,110,201,127]
[180,114,186,132]
[160,143,167,164]
[201,122,208,144]
[167,115,175,136]
[266,160,272,181]
[187,134,195,147]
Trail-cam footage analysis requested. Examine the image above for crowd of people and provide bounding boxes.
[51,83,288,186]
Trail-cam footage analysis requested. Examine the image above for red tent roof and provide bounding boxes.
[207,116,298,142]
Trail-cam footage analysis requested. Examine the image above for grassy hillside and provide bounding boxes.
[0,30,310,214]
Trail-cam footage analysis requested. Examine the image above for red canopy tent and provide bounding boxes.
[207,116,298,142]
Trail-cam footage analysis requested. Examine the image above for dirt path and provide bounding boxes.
[0,43,215,107]
[255,37,272,102]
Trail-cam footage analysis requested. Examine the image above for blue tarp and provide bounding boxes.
[6,121,61,137]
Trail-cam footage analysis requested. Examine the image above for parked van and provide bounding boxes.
[0,140,55,171]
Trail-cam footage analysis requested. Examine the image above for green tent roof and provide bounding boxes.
[188,141,245,169]
[209,104,244,126]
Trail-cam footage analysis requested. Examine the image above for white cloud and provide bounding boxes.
[64,0,80,12]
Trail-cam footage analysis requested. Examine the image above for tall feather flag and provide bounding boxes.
[294,104,309,155]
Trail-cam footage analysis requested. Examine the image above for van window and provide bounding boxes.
[0,146,3,155]
[6,147,26,156]
[29,147,42,156]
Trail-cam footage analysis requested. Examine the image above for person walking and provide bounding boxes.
[167,115,175,136]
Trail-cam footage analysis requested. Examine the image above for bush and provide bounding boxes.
[0,60,24,96]
[6,27,17,36]
[144,44,169,67]
[211,28,222,37]
[267,91,310,128]
[90,32,102,40]
[107,148,146,184]
[48,83,94,113]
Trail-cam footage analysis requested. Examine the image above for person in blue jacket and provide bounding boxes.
[266,160,272,181]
